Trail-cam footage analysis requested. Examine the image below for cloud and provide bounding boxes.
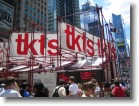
[89,0,95,6]
[102,0,130,26]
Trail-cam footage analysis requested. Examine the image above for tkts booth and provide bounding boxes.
[0,21,119,89]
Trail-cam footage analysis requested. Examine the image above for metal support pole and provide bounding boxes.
[96,6,107,82]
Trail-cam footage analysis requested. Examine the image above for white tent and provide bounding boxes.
[71,57,106,68]
[14,66,39,72]
[9,65,27,71]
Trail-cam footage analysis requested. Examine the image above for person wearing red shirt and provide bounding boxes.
[111,80,126,97]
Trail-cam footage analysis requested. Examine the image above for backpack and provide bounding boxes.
[52,86,61,97]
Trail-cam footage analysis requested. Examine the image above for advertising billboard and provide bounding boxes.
[57,69,105,85]
[0,0,14,30]
[117,41,125,52]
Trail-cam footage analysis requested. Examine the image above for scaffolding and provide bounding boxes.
[0,6,119,87]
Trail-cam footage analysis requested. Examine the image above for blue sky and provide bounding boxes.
[79,0,130,48]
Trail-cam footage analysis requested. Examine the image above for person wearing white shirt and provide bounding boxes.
[0,76,21,97]
[68,76,78,97]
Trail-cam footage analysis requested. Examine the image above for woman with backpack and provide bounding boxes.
[52,79,66,97]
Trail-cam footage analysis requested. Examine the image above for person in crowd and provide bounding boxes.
[124,79,131,97]
[68,76,78,97]
[81,81,96,97]
[77,83,83,97]
[119,78,126,87]
[110,79,115,90]
[52,79,66,97]
[101,82,111,97]
[110,78,126,91]
[64,81,71,96]
[91,79,101,97]
[33,81,49,97]
[111,79,126,97]
[0,83,5,93]
[0,76,21,97]
[14,82,20,92]
[20,83,30,97]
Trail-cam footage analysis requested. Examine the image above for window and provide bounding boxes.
[44,7,46,11]
[33,12,36,17]
[37,20,39,24]
[18,0,20,4]
[16,19,19,25]
[25,1,28,5]
[44,24,46,27]
[41,5,43,9]
[30,3,32,7]
[41,10,43,14]
[25,8,28,12]
[44,2,47,6]
[37,8,40,12]
[38,3,40,7]
[18,6,20,11]
[24,14,28,20]
[29,10,32,14]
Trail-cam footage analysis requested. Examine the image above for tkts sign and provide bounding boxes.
[10,22,116,58]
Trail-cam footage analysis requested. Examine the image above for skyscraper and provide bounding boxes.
[14,0,47,32]
[81,0,100,37]
[112,14,128,55]
[112,13,129,76]
[47,0,80,33]
[1,0,14,6]
[60,0,80,27]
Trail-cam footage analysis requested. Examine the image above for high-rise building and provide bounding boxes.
[1,0,14,6]
[13,0,47,32]
[47,0,80,33]
[112,13,129,76]
[112,14,128,55]
[80,0,100,37]
[60,0,80,28]
[47,0,59,33]
[88,21,100,36]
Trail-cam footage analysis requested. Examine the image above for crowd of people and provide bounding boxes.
[0,76,130,97]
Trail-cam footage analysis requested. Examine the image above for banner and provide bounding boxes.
[59,22,116,58]
[10,33,58,57]
[10,22,116,58]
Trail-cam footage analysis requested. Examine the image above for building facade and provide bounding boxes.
[1,0,14,6]
[112,13,129,77]
[47,0,80,33]
[80,0,100,37]
[14,0,47,32]
[112,14,130,56]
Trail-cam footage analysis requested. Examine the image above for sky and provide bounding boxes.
[79,0,130,48]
